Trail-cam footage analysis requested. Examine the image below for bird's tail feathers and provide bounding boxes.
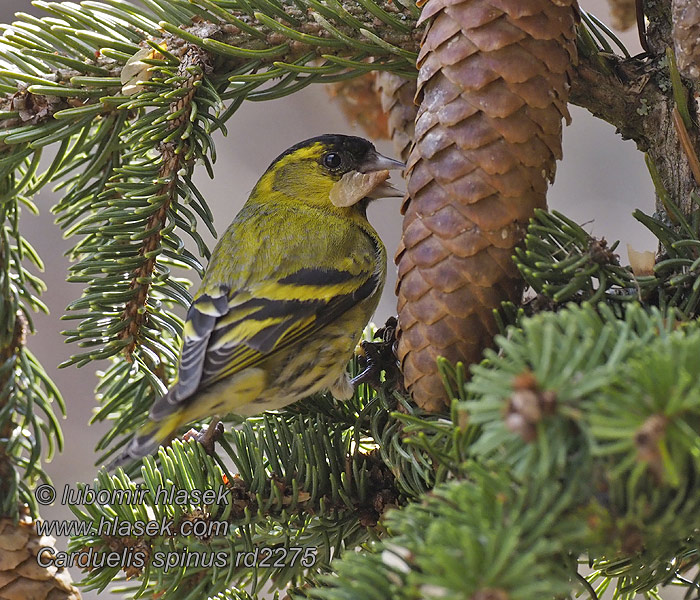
[107,413,183,470]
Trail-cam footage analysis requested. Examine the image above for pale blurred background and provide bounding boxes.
[0,1,658,597]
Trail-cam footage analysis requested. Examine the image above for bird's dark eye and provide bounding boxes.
[323,152,342,169]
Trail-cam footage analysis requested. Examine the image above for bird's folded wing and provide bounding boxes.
[200,266,380,387]
[151,259,380,419]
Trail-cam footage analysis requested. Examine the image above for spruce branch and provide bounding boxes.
[0,0,422,131]
[511,201,700,320]
[465,304,700,598]
[65,351,436,597]
[514,209,637,306]
[210,590,266,600]
[464,303,673,479]
[314,305,700,600]
[0,314,29,510]
[0,168,64,519]
[313,466,587,600]
[118,45,210,361]
[67,400,411,596]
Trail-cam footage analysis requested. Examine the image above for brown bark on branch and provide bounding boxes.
[569,1,700,217]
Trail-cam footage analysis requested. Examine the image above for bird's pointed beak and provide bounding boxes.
[359,150,405,173]
[361,150,404,199]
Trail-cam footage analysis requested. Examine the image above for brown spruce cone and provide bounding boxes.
[606,0,637,31]
[326,74,390,140]
[375,72,418,162]
[0,512,80,600]
[673,0,700,81]
[396,0,578,411]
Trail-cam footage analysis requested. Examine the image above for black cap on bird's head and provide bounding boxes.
[268,134,405,208]
[270,134,402,172]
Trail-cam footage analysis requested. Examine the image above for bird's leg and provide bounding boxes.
[349,316,403,392]
[183,417,224,456]
[201,417,223,452]
[349,341,383,388]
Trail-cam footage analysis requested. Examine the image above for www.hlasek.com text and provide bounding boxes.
[36,514,231,538]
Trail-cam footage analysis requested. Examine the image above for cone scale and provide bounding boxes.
[0,514,80,600]
[396,0,579,410]
[375,72,419,162]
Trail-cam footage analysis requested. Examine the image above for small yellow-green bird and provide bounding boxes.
[115,134,403,465]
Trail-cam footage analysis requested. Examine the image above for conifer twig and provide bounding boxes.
[0,313,27,500]
[119,46,209,360]
[0,0,423,131]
